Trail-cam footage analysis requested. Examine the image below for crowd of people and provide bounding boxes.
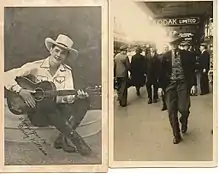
[114,33,212,144]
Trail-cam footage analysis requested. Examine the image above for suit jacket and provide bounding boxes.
[145,53,160,83]
[114,53,131,78]
[200,50,210,72]
[159,49,197,89]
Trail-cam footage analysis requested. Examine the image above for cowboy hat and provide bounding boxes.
[45,34,78,58]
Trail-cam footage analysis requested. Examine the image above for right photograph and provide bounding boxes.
[112,0,216,165]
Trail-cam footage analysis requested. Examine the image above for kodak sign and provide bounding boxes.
[154,17,200,26]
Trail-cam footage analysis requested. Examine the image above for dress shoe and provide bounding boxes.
[161,105,167,111]
[173,135,182,144]
[153,99,158,103]
[181,124,188,134]
[148,99,152,104]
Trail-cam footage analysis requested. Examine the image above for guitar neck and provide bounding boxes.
[45,90,77,97]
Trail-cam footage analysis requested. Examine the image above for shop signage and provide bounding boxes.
[154,17,200,26]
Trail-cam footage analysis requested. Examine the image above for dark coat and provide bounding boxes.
[200,50,210,72]
[159,49,197,89]
[145,53,160,84]
[130,53,146,87]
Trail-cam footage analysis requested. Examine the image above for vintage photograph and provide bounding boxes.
[0,0,108,172]
[111,0,216,166]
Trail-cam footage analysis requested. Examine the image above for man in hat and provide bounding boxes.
[130,46,146,96]
[114,45,131,107]
[145,47,160,104]
[160,33,197,144]
[199,43,210,95]
[4,34,92,156]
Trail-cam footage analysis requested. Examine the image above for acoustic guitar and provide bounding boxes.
[5,76,101,115]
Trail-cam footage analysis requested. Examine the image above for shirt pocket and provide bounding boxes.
[36,75,48,82]
[53,76,65,89]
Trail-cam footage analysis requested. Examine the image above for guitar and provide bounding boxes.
[5,76,102,115]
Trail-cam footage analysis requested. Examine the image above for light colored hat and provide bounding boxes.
[169,33,183,44]
[45,34,78,58]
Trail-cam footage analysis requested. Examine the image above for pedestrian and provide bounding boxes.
[145,47,160,104]
[158,45,169,111]
[114,45,131,107]
[4,34,92,155]
[160,33,197,144]
[130,46,146,96]
[199,43,210,95]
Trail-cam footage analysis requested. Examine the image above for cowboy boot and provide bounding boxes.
[47,112,92,156]
[54,134,77,153]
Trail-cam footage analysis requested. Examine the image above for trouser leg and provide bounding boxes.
[54,98,90,152]
[177,81,190,131]
[153,82,158,100]
[146,83,152,100]
[165,82,180,138]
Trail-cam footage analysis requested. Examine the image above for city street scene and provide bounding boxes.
[113,1,214,162]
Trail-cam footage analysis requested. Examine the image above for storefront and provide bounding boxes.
[153,16,201,47]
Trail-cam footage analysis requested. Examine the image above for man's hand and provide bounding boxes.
[190,85,197,96]
[19,89,36,108]
[203,69,207,73]
[77,89,89,99]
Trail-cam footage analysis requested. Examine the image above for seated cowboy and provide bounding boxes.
[4,34,92,156]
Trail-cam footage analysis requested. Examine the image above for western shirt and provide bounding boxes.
[4,57,74,103]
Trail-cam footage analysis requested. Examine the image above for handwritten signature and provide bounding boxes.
[18,117,50,156]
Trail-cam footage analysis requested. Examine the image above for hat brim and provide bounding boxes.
[45,38,78,58]
[169,37,183,44]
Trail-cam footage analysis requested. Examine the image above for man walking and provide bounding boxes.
[160,34,197,144]
[145,47,160,104]
[114,45,131,107]
[130,46,146,96]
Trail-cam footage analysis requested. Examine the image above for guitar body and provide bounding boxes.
[6,77,57,115]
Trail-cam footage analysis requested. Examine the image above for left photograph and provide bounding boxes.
[2,5,106,170]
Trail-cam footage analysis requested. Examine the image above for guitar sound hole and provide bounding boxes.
[33,88,44,101]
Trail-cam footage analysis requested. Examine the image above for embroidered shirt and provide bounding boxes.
[4,57,74,103]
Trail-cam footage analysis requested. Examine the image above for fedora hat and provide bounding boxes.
[45,34,78,58]
[120,45,128,51]
[180,41,190,46]
[169,33,183,44]
[136,46,142,52]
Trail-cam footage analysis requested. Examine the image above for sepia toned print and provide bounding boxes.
[0,0,108,173]
[110,0,217,167]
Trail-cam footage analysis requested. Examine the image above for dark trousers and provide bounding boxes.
[135,85,141,95]
[27,98,91,155]
[200,72,209,94]
[161,88,167,108]
[117,77,128,106]
[165,80,190,138]
[146,81,158,100]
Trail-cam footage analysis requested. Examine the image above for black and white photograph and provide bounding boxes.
[1,0,108,172]
[111,0,217,167]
